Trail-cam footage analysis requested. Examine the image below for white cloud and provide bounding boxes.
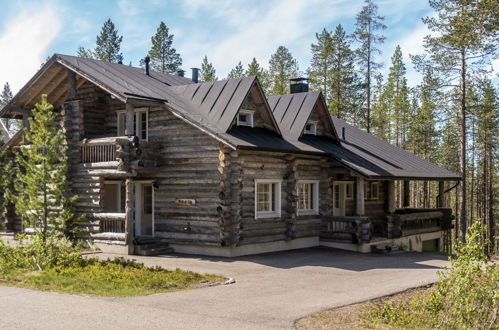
[0,6,61,93]
[178,0,360,77]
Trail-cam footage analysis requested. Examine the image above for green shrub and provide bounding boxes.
[0,235,83,273]
[365,223,498,329]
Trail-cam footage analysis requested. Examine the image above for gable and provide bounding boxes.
[267,92,339,141]
[229,80,279,133]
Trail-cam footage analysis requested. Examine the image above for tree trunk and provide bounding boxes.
[458,47,467,242]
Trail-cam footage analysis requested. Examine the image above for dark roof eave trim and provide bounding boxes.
[367,176,462,181]
[235,145,323,156]
[123,92,168,103]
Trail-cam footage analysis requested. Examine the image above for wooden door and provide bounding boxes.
[333,183,346,216]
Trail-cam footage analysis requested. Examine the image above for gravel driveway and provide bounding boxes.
[0,247,449,329]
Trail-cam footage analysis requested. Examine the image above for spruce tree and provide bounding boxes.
[200,56,217,82]
[308,28,333,104]
[227,61,245,79]
[76,46,94,59]
[268,46,299,95]
[0,82,16,134]
[371,73,390,140]
[0,141,11,227]
[246,58,269,92]
[354,0,386,132]
[13,95,79,243]
[146,21,182,73]
[94,18,123,63]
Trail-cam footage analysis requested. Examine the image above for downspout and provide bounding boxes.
[435,181,459,208]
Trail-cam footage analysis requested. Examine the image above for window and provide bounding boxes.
[345,182,354,200]
[255,180,281,218]
[117,108,149,141]
[334,184,340,208]
[103,181,122,213]
[298,181,319,215]
[370,182,380,200]
[304,121,317,135]
[237,110,254,127]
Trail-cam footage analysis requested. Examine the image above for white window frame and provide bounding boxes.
[116,107,149,141]
[297,180,319,215]
[103,181,122,213]
[304,121,317,135]
[255,179,281,219]
[237,110,254,127]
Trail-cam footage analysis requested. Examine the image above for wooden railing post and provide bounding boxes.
[125,178,134,255]
[403,180,410,207]
[387,180,396,213]
[438,181,445,207]
[356,176,365,216]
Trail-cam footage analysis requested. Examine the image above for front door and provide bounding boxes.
[135,183,153,236]
[333,183,346,216]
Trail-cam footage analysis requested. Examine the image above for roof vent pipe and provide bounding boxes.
[177,69,185,77]
[191,68,199,83]
[144,56,150,76]
[342,127,346,140]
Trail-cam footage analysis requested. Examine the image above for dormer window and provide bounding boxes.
[304,121,317,135]
[237,110,254,127]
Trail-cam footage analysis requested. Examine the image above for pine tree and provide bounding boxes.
[329,25,360,120]
[146,21,182,73]
[419,0,499,242]
[383,46,410,148]
[308,28,333,104]
[227,61,245,79]
[476,79,498,253]
[200,56,217,82]
[13,95,80,242]
[371,73,390,140]
[354,0,386,132]
[0,82,18,134]
[246,58,269,92]
[268,46,299,95]
[94,18,123,63]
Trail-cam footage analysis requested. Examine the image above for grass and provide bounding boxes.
[296,287,429,330]
[0,257,226,297]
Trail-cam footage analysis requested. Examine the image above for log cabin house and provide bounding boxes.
[0,54,460,257]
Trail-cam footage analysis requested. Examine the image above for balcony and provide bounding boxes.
[79,136,159,174]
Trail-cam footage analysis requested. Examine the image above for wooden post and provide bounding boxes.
[387,180,396,213]
[125,103,134,136]
[67,71,77,100]
[125,178,134,255]
[403,180,410,208]
[356,176,365,216]
[438,181,445,208]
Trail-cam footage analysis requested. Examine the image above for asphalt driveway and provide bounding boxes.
[0,247,449,329]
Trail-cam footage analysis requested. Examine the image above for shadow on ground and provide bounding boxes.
[154,247,448,272]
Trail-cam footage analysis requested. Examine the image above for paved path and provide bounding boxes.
[0,248,449,329]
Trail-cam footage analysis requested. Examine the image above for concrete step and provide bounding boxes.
[134,246,174,256]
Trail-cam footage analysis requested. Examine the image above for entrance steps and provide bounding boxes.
[133,236,174,256]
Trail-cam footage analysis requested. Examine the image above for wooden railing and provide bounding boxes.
[92,213,126,233]
[320,216,371,243]
[81,143,117,163]
[388,208,454,238]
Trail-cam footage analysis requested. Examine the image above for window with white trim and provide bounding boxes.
[117,108,149,141]
[298,180,319,215]
[345,182,354,200]
[255,180,281,218]
[237,110,254,127]
[304,121,317,135]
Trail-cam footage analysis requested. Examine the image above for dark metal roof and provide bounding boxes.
[267,92,338,140]
[167,76,257,132]
[324,117,460,179]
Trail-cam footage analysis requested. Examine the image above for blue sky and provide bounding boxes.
[0,0,496,94]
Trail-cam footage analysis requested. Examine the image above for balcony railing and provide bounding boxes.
[320,216,371,244]
[388,208,454,238]
[81,142,117,163]
[92,213,126,233]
